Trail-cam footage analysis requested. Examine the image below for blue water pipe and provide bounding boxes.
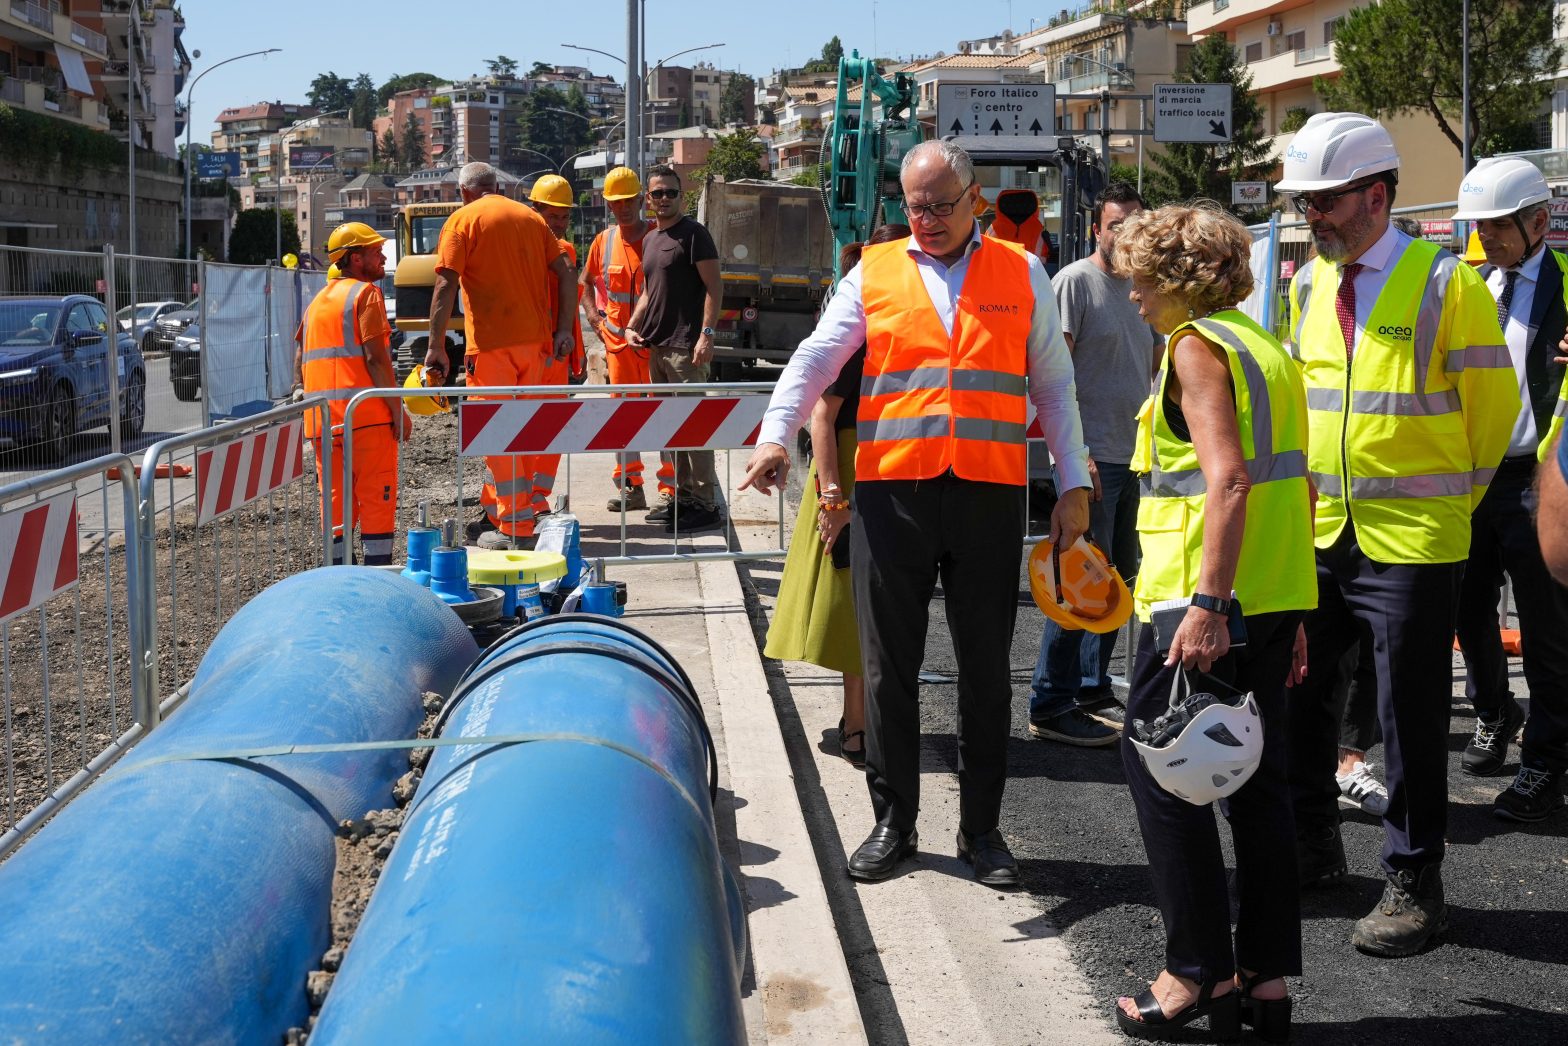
[0,567,479,1044]
[311,614,746,1044]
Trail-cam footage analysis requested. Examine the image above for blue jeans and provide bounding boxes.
[1029,459,1141,722]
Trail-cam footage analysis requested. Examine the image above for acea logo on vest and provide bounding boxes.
[1375,323,1414,341]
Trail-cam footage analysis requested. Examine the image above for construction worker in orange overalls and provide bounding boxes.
[522,174,586,521]
[580,166,675,512]
[291,222,409,565]
[425,162,577,550]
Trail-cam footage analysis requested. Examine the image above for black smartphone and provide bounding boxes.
[830,523,852,570]
[1150,596,1247,656]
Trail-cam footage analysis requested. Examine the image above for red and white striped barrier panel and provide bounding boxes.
[459,396,767,457]
[195,418,306,525]
[0,490,79,625]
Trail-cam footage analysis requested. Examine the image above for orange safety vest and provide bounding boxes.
[593,223,646,351]
[988,189,1050,263]
[857,236,1034,485]
[300,277,392,438]
[550,238,585,373]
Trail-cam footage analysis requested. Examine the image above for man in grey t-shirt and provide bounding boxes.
[1028,184,1160,747]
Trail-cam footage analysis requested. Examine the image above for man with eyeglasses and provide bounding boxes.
[742,140,1092,889]
[1277,113,1518,959]
[625,165,725,532]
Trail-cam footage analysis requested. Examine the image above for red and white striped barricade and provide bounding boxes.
[195,418,306,525]
[458,396,767,456]
[0,490,79,625]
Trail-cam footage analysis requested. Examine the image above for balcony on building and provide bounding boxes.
[1186,0,1295,37]
[1247,39,1337,93]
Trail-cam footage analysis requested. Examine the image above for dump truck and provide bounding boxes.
[696,178,834,379]
[392,201,463,380]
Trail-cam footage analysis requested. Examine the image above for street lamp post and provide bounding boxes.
[183,48,281,260]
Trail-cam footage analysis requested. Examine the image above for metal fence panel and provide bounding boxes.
[201,263,273,420]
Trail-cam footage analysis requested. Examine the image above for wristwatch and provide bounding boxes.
[700,326,716,337]
[1191,592,1231,615]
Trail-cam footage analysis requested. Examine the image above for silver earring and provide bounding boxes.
[1187,307,1195,319]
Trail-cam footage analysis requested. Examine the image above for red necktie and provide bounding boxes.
[1336,263,1363,361]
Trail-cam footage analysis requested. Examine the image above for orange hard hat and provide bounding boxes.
[1027,536,1133,634]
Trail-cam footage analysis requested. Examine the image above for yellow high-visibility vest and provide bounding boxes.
[1130,311,1317,622]
[1287,237,1518,564]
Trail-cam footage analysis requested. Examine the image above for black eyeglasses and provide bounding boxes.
[647,189,681,200]
[903,180,974,219]
[1291,179,1378,216]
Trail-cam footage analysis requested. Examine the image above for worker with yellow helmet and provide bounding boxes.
[581,166,675,511]
[292,221,409,565]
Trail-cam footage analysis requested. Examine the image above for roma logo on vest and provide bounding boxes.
[977,302,1020,315]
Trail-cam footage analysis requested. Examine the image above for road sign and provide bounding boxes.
[1232,181,1268,207]
[936,82,1057,139]
[1153,83,1233,143]
[1547,198,1568,250]
[195,151,241,179]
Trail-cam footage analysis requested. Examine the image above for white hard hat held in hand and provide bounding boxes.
[1452,157,1551,221]
[1274,112,1399,194]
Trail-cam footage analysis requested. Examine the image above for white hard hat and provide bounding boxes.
[1274,112,1400,194]
[1452,157,1551,220]
[1128,673,1264,806]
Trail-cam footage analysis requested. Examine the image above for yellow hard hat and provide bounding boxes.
[402,364,451,416]
[1028,536,1133,635]
[326,221,385,260]
[281,252,299,270]
[529,174,573,209]
[602,166,642,201]
[1462,229,1486,265]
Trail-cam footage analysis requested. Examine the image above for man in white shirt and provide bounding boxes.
[1452,158,1568,824]
[741,140,1091,888]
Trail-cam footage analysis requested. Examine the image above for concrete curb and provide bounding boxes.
[698,556,869,1045]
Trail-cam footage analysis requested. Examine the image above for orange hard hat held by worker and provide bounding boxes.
[524,174,586,521]
[581,165,676,512]
[425,162,577,550]
[291,221,409,566]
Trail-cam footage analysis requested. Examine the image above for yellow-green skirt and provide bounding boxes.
[763,429,861,675]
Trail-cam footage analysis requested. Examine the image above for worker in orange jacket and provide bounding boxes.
[522,174,585,520]
[581,165,675,512]
[291,222,410,565]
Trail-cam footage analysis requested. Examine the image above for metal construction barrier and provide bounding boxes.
[0,452,145,858]
[134,399,333,716]
[339,381,788,568]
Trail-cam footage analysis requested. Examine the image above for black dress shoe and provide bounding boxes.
[847,825,918,882]
[957,827,1019,887]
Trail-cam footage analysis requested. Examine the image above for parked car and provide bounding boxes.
[144,300,200,355]
[117,300,186,353]
[0,295,146,460]
[169,320,201,401]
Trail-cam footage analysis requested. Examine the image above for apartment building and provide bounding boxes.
[649,63,754,130]
[377,87,436,164]
[427,75,530,172]
[770,83,837,180]
[212,102,320,178]
[0,0,183,255]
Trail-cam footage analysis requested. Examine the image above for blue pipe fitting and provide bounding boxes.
[0,567,479,1043]
[311,615,744,1044]
[402,526,439,587]
[428,546,475,604]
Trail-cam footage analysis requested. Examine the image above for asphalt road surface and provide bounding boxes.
[901,551,1568,1044]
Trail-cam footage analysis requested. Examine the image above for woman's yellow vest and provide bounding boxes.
[1130,311,1318,622]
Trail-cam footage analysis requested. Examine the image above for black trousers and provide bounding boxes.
[1455,455,1568,775]
[1287,525,1463,874]
[1123,610,1304,984]
[851,476,1025,835]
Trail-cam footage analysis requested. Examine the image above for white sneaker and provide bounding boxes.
[1337,760,1390,817]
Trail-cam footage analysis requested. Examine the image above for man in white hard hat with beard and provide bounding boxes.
[1277,113,1518,958]
[1451,157,1568,823]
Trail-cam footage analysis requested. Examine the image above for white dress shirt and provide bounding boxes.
[757,225,1092,491]
[1338,222,1410,344]
[1485,244,1544,456]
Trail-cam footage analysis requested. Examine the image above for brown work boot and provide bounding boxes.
[608,484,647,512]
[1351,865,1447,957]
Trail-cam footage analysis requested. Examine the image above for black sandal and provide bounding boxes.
[837,718,866,769]
[1237,973,1292,1043]
[1114,976,1240,1042]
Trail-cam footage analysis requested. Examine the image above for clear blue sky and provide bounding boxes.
[181,0,1024,138]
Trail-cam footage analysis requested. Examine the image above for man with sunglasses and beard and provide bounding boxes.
[1277,113,1518,959]
[624,165,725,533]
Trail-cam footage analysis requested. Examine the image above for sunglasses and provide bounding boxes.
[647,189,681,200]
[1291,179,1378,216]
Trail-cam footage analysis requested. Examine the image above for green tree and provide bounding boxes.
[349,73,378,129]
[719,73,755,125]
[399,112,427,170]
[805,36,845,73]
[377,72,444,107]
[688,129,768,209]
[485,55,519,79]
[1143,35,1273,216]
[529,61,553,77]
[228,207,299,265]
[307,72,354,114]
[377,125,401,169]
[1320,0,1562,158]
[514,85,594,171]
[788,163,826,187]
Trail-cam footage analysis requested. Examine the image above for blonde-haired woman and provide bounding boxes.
[1112,204,1316,1043]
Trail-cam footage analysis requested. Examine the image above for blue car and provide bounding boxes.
[0,295,146,461]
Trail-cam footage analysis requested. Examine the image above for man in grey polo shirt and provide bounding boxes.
[1028,183,1161,746]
